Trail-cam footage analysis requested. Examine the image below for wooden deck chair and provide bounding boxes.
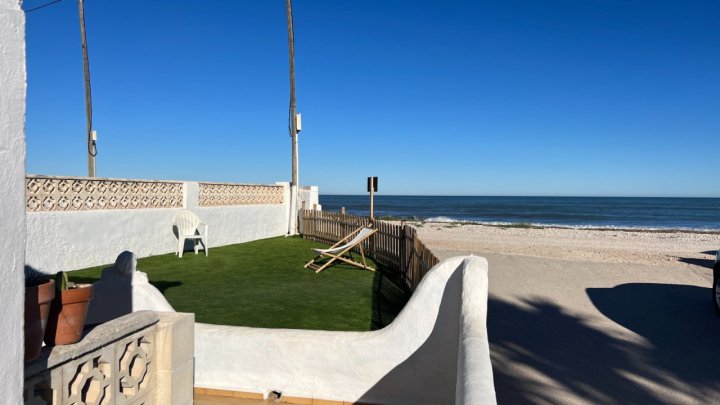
[304,226,379,273]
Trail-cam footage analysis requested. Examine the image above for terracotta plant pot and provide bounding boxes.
[24,279,56,361]
[44,284,94,346]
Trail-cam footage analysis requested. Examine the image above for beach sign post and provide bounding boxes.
[367,176,378,220]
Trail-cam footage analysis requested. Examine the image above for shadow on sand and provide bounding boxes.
[677,250,717,269]
[489,284,720,404]
[677,257,715,269]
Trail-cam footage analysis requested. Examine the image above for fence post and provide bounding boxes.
[399,224,404,273]
[399,224,406,282]
[298,209,303,235]
[412,228,421,289]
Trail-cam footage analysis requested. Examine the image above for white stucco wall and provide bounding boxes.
[298,186,320,210]
[456,256,496,404]
[0,0,26,402]
[194,256,496,404]
[26,182,291,274]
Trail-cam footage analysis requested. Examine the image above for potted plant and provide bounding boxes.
[44,271,94,346]
[24,269,55,361]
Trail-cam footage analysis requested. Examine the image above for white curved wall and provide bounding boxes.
[456,258,496,404]
[0,1,26,401]
[80,249,497,403]
[194,256,496,404]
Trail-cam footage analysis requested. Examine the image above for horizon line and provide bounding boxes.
[319,194,720,199]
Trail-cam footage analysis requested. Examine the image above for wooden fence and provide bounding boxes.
[299,210,439,290]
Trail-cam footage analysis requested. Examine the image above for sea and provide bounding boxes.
[319,195,720,232]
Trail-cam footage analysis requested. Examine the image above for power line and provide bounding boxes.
[25,0,63,14]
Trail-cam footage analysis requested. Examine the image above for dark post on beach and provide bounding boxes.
[368,176,378,220]
[78,0,96,177]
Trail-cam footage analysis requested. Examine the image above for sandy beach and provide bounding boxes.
[416,222,720,272]
[415,222,720,404]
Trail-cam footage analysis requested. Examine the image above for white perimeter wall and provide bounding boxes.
[0,0,26,401]
[26,182,294,274]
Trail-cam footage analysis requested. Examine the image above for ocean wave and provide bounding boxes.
[424,216,471,223]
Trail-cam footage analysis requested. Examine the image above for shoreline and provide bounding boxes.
[381,217,720,235]
[413,221,720,271]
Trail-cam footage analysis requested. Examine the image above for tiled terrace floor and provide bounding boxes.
[194,394,274,404]
[194,393,353,404]
[194,388,358,405]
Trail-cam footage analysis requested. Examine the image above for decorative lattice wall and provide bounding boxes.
[199,183,284,206]
[26,176,184,212]
[24,324,156,405]
[24,312,195,405]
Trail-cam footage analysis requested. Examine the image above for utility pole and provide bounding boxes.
[78,0,96,177]
[286,0,299,234]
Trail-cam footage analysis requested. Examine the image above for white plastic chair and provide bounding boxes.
[173,210,208,258]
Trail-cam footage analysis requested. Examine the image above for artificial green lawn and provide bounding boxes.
[69,236,410,331]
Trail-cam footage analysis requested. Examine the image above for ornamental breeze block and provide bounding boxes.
[199,183,284,206]
[26,177,183,212]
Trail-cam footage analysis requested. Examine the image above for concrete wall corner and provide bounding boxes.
[155,312,196,405]
[0,0,27,402]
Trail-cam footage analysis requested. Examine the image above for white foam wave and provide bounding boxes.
[424,216,467,223]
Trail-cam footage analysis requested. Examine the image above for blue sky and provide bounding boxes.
[24,0,720,196]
